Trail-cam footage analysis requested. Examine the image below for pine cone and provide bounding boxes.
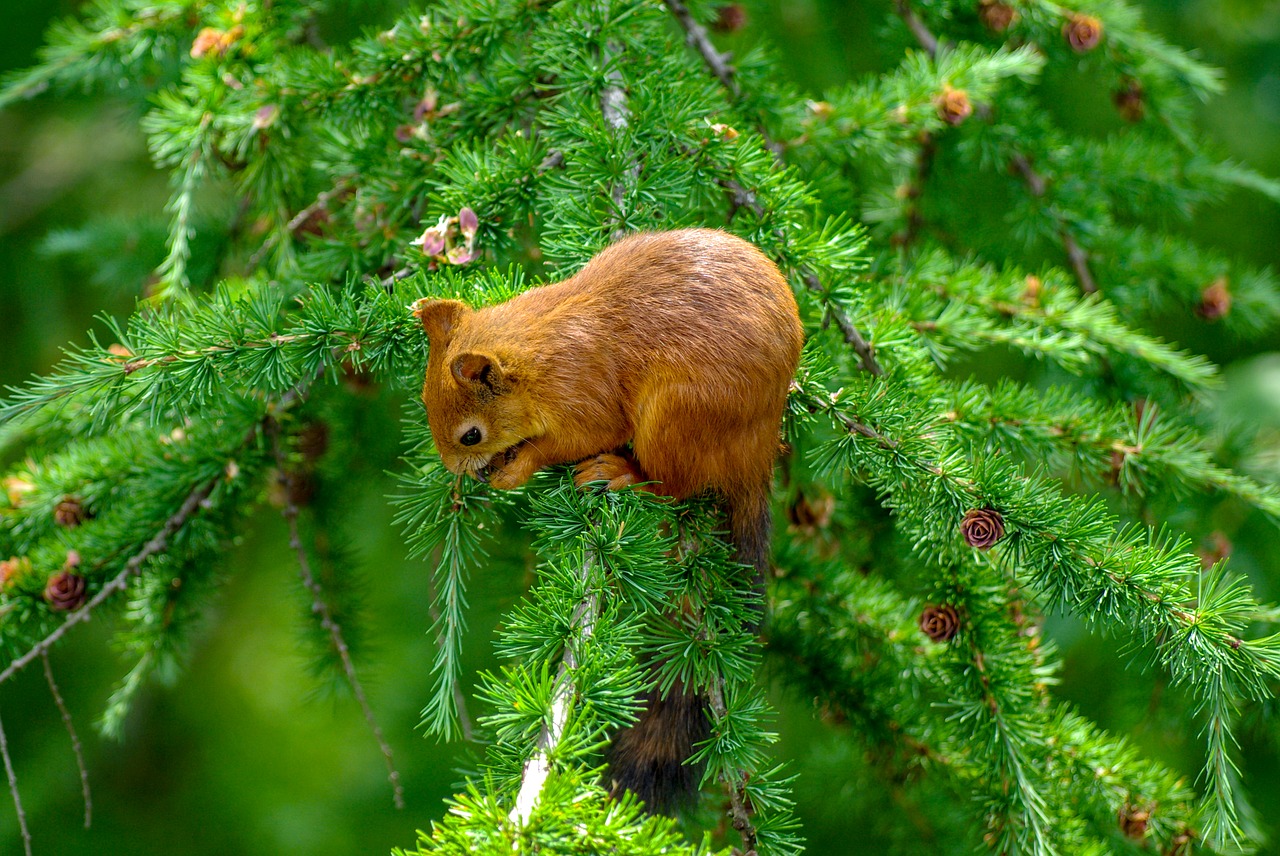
[1196,276,1231,320]
[961,508,1005,549]
[712,4,748,33]
[1063,14,1103,53]
[978,0,1018,32]
[54,495,89,528]
[45,570,87,612]
[1113,78,1145,122]
[919,605,961,642]
[935,86,973,126]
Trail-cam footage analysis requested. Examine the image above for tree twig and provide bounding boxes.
[891,2,1100,296]
[0,710,31,856]
[509,549,599,824]
[660,0,740,99]
[42,652,92,829]
[1009,154,1098,293]
[705,680,758,854]
[893,0,940,58]
[425,572,474,742]
[269,424,405,810]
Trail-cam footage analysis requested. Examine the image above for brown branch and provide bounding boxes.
[894,133,937,250]
[0,480,216,688]
[893,2,1098,296]
[1009,155,1099,294]
[0,710,31,856]
[248,179,354,271]
[270,426,405,810]
[42,652,91,829]
[893,0,940,57]
[660,0,740,99]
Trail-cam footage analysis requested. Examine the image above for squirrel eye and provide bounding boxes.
[459,427,482,447]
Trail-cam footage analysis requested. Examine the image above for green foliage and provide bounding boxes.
[2,0,1279,854]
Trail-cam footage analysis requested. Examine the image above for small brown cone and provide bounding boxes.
[978,0,1018,33]
[1063,14,1103,53]
[711,4,748,33]
[54,495,89,528]
[920,605,961,642]
[45,564,87,612]
[961,508,1006,549]
[936,86,973,126]
[1196,277,1232,320]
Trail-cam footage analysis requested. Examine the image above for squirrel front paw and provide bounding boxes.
[484,443,538,490]
[573,453,647,492]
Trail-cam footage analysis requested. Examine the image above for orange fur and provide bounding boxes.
[415,228,802,507]
[414,228,803,810]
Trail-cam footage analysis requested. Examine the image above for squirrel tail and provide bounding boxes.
[606,679,709,813]
[607,487,773,812]
[727,484,773,577]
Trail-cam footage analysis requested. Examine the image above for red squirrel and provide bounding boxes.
[414,228,803,810]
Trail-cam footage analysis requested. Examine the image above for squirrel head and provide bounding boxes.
[414,298,536,481]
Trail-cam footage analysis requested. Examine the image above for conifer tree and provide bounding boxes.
[2,1,1279,855]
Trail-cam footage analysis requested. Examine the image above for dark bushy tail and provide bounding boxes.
[607,680,709,813]
[607,487,774,812]
[727,485,773,577]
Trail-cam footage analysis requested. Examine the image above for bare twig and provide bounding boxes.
[269,426,404,810]
[0,480,216,688]
[42,652,92,829]
[0,710,32,856]
[248,179,353,271]
[893,0,940,57]
[600,41,637,243]
[509,550,599,824]
[892,2,1100,296]
[1010,154,1098,293]
[660,0,740,99]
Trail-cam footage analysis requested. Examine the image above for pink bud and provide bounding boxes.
[458,207,478,238]
[394,124,415,144]
[412,227,447,256]
[446,246,475,266]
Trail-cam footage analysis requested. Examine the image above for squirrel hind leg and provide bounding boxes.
[607,681,709,814]
[574,451,651,492]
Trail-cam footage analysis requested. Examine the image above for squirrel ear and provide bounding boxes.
[413,299,469,343]
[452,352,506,391]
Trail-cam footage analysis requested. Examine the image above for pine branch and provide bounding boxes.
[0,477,216,688]
[42,651,92,829]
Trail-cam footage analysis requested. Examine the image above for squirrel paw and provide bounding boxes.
[574,453,645,492]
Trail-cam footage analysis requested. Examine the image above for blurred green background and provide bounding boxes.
[1,1,1279,854]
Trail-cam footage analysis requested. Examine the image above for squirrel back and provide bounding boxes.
[415,228,803,811]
